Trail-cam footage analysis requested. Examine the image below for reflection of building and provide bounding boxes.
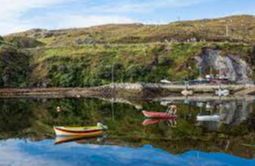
[196,100,253,131]
[220,101,252,125]
[198,121,220,131]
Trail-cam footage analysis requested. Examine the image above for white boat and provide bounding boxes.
[196,115,220,122]
[160,101,172,106]
[160,79,172,84]
[54,123,107,136]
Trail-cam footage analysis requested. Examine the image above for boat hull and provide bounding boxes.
[54,126,104,136]
[196,115,220,122]
[142,111,177,119]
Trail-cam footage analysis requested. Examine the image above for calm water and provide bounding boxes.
[0,97,255,166]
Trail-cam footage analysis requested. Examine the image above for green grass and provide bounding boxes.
[26,42,253,87]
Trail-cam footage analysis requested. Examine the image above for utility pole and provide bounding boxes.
[198,66,203,80]
[111,63,116,97]
[225,24,229,37]
[111,63,115,121]
[111,64,114,86]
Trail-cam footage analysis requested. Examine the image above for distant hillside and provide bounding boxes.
[0,15,254,88]
[5,15,255,47]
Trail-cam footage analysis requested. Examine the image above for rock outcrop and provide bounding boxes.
[195,48,253,83]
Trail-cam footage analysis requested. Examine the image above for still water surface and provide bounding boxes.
[0,97,255,166]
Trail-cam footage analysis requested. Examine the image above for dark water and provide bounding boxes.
[0,97,255,166]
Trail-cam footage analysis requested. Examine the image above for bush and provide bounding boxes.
[5,36,44,48]
[0,46,30,87]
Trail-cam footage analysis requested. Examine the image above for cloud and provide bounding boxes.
[0,0,72,21]
[0,0,138,35]
[0,15,135,35]
[26,14,136,29]
[58,15,135,28]
[84,0,214,14]
[0,0,214,35]
[0,0,76,34]
[0,140,69,166]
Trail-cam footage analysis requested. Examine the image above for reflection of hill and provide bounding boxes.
[96,97,143,110]
[0,97,254,158]
[156,95,255,103]
[0,99,35,138]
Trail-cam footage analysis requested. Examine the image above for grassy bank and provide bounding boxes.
[0,42,254,88]
[28,42,255,87]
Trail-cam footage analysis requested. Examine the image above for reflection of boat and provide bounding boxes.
[181,89,193,96]
[142,111,177,119]
[54,123,107,136]
[205,103,212,109]
[160,101,172,106]
[196,102,204,107]
[215,89,230,96]
[142,119,161,126]
[55,134,104,145]
[142,119,176,126]
[196,115,220,121]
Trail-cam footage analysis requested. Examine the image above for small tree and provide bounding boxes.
[251,45,255,66]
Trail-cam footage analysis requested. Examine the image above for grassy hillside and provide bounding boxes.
[0,15,254,88]
[29,42,254,87]
[6,15,255,46]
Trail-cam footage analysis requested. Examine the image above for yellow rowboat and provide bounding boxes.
[53,123,107,136]
[54,132,104,145]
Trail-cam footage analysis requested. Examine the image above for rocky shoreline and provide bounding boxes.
[0,83,254,99]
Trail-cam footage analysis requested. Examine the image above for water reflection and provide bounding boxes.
[142,118,177,127]
[160,97,255,131]
[0,97,254,161]
[55,135,106,145]
[0,139,255,166]
[189,100,254,131]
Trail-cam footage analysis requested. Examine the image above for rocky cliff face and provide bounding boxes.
[195,48,253,83]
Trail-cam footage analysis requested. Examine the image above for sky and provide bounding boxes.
[1,0,255,35]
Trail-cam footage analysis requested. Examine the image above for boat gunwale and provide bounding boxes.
[54,127,103,134]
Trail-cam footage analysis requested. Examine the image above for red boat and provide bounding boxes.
[142,110,177,119]
[142,119,161,126]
